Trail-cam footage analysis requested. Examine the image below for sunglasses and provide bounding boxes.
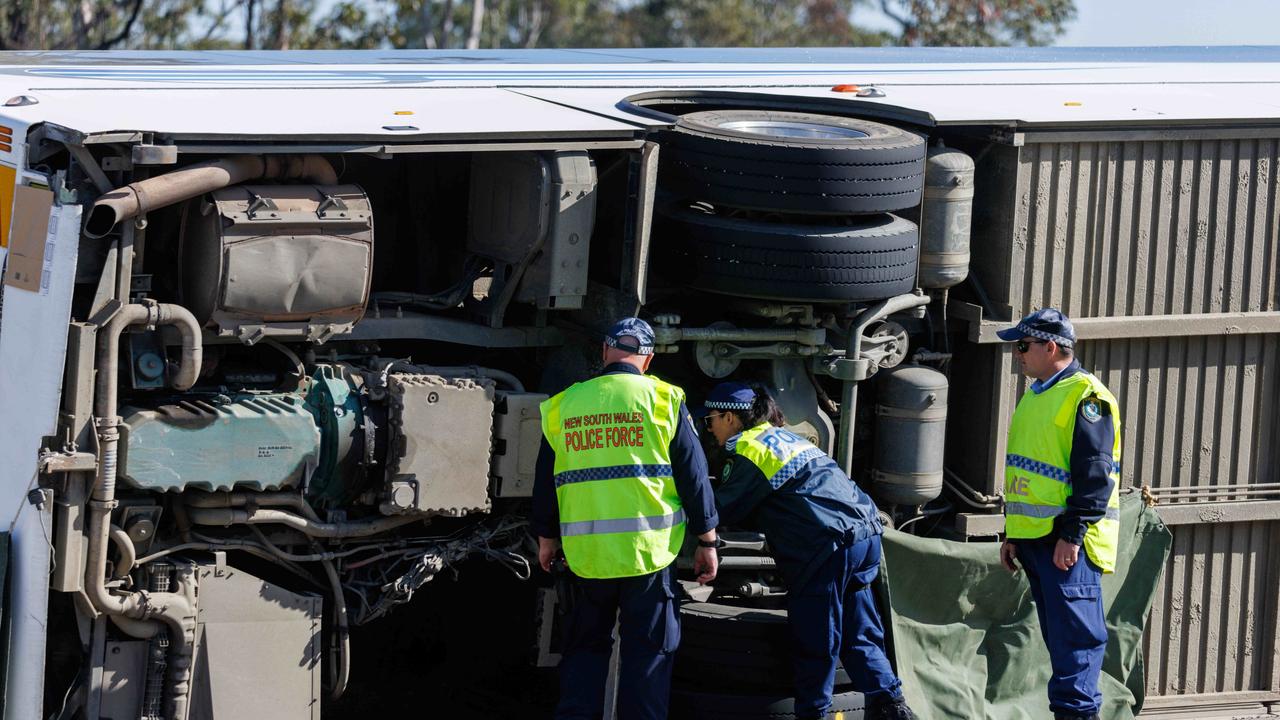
[1015,340,1047,353]
[702,412,723,430]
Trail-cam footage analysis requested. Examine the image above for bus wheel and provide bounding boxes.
[659,204,919,303]
[676,599,855,689]
[661,109,925,216]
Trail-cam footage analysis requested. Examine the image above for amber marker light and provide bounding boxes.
[831,84,861,93]
[394,110,415,115]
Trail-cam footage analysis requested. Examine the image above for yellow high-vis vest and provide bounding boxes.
[734,423,827,489]
[1005,371,1122,572]
[540,373,687,579]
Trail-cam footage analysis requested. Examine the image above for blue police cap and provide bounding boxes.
[704,382,756,412]
[604,317,655,355]
[996,308,1076,348]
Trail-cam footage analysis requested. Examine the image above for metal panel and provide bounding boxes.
[960,131,1280,707]
[1081,334,1280,502]
[1141,520,1280,699]
[190,564,323,720]
[966,135,1280,498]
[1001,137,1279,319]
[966,332,1280,503]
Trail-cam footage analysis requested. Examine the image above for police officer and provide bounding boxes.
[531,317,720,720]
[996,308,1122,720]
[704,382,916,720]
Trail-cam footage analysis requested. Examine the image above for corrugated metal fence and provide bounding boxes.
[963,130,1280,710]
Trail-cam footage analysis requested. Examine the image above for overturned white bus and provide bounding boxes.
[0,47,1276,720]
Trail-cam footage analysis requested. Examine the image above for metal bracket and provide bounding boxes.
[233,322,341,346]
[316,192,349,218]
[244,191,279,220]
[817,356,874,382]
[38,450,98,474]
[65,144,115,195]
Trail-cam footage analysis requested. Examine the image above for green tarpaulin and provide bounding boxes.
[880,493,1171,720]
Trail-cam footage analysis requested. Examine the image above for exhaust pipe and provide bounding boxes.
[87,300,204,720]
[85,154,338,239]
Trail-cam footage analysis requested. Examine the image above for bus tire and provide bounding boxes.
[675,601,854,689]
[662,110,925,215]
[660,206,919,302]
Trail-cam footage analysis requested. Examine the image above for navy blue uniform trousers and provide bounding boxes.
[556,564,680,720]
[1015,538,1107,716]
[787,535,903,718]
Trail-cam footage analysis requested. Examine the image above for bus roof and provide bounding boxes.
[2,47,1279,141]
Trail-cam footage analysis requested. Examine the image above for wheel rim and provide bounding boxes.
[714,119,869,140]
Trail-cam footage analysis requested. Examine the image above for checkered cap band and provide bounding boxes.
[705,400,752,411]
[1015,323,1074,348]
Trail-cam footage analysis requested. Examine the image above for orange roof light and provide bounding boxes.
[831,84,861,93]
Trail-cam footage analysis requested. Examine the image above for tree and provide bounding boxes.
[616,0,890,47]
[879,0,1075,46]
[0,0,146,49]
[0,0,1076,52]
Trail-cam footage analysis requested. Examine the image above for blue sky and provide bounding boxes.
[853,0,1280,46]
[1057,0,1280,45]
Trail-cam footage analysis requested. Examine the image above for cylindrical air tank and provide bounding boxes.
[872,365,948,506]
[919,143,974,288]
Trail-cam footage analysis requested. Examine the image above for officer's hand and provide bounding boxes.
[693,546,718,585]
[999,541,1020,573]
[538,537,561,573]
[1053,539,1080,572]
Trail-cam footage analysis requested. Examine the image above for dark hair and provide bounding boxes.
[729,384,786,429]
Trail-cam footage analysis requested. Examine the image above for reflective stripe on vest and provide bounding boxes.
[540,373,687,579]
[1004,371,1123,572]
[561,508,686,537]
[1005,503,1120,521]
[736,423,825,490]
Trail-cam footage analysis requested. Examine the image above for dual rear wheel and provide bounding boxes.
[658,110,926,303]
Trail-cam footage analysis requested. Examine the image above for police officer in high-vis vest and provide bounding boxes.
[704,382,916,720]
[531,317,721,720]
[997,308,1122,720]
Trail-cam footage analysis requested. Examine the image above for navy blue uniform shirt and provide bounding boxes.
[1029,360,1119,546]
[715,435,881,588]
[531,363,718,540]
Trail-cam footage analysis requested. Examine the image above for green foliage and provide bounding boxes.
[605,0,885,47]
[1,0,147,50]
[878,0,1076,46]
[0,0,1076,51]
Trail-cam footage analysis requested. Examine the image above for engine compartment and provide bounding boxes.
[38,105,982,719]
